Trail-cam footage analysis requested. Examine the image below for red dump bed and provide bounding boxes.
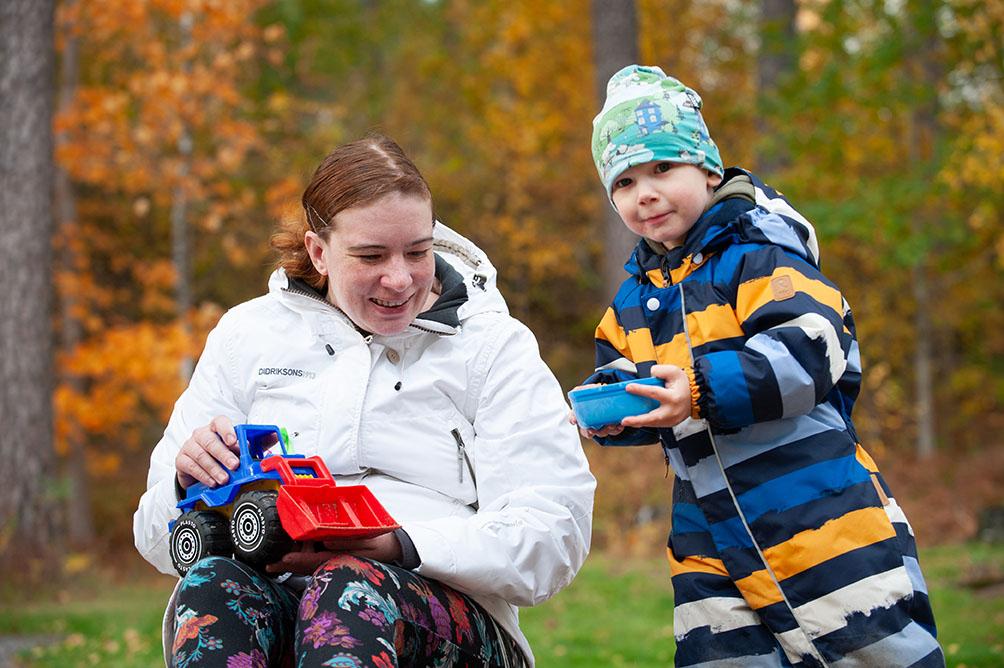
[261,455,400,540]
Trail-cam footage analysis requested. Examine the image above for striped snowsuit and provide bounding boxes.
[588,169,944,667]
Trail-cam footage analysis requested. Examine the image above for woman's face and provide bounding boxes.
[305,192,436,336]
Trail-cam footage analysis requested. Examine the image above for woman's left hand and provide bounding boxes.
[265,532,403,575]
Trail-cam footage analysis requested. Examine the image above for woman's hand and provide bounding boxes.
[619,365,691,429]
[175,416,241,488]
[265,532,404,575]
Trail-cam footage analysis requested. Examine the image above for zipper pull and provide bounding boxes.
[664,450,671,479]
[451,429,465,483]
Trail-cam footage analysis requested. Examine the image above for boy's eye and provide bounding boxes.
[655,162,674,173]
[613,176,633,190]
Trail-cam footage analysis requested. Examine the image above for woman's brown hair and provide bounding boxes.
[271,133,433,291]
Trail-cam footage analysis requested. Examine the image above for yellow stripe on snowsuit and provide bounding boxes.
[665,537,854,613]
[732,506,898,610]
[855,443,880,473]
[646,268,667,288]
[764,507,896,582]
[595,307,630,355]
[626,328,658,363]
[733,569,786,609]
[611,306,745,370]
[667,549,730,578]
[645,253,707,288]
[736,268,844,325]
[685,303,745,348]
[654,332,690,367]
[596,307,659,364]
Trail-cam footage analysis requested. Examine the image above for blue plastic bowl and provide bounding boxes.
[568,377,663,430]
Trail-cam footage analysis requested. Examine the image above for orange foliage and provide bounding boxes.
[53,0,276,476]
[48,0,1002,546]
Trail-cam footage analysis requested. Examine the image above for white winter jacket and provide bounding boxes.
[133,223,596,665]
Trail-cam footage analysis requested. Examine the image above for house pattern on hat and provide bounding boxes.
[592,65,724,198]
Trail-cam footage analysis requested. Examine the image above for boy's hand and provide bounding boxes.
[568,384,627,439]
[620,365,691,429]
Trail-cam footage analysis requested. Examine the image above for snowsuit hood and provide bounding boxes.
[625,168,821,288]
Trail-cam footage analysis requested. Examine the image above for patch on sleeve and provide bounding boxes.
[771,275,795,301]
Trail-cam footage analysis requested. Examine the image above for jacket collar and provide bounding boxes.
[624,167,817,287]
[416,255,467,329]
[280,253,468,336]
[626,169,756,286]
[270,222,507,338]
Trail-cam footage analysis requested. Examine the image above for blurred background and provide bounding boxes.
[1,0,1002,665]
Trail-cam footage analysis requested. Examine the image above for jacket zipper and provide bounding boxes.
[451,428,475,485]
[282,284,333,306]
[678,283,828,665]
[284,286,453,338]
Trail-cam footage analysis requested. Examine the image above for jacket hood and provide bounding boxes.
[267,221,509,335]
[625,168,820,285]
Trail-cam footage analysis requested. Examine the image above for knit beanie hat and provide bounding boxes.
[592,65,724,199]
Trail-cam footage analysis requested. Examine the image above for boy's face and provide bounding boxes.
[611,161,723,248]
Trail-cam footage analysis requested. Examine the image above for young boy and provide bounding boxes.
[579,65,944,667]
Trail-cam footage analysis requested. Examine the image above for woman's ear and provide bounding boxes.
[303,231,328,276]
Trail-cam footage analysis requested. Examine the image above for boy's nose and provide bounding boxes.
[636,180,659,204]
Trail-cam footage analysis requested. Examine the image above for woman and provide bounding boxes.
[133,134,596,667]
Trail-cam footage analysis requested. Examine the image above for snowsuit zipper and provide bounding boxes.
[677,282,828,666]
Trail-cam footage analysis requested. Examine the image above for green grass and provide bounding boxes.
[1,544,1002,667]
[520,556,675,666]
[912,543,1004,667]
[0,573,173,668]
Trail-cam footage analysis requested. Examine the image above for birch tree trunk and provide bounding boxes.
[0,0,58,567]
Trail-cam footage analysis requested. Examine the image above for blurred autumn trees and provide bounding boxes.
[2,0,999,564]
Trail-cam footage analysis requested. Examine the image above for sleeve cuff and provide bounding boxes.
[392,528,421,570]
[683,365,702,420]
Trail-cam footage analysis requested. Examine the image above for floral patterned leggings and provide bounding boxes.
[171,555,525,668]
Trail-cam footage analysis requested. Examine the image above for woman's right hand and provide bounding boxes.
[175,416,241,489]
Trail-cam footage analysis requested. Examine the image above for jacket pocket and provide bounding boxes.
[451,428,477,488]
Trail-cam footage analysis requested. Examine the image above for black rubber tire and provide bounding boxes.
[170,510,232,576]
[230,490,293,567]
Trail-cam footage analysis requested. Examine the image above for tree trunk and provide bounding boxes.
[0,0,58,568]
[173,11,194,381]
[757,0,797,175]
[913,265,936,458]
[54,0,94,547]
[908,1,942,459]
[590,0,639,300]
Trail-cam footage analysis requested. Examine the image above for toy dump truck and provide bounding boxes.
[168,424,399,575]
